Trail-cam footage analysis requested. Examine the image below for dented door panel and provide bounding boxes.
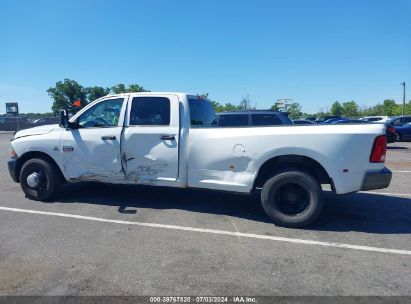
[60,97,127,182]
[60,127,124,182]
[122,95,180,184]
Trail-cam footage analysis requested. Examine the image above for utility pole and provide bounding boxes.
[401,82,406,116]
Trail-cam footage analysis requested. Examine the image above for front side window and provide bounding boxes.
[129,97,170,125]
[77,98,123,128]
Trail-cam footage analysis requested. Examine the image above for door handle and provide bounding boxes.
[160,135,175,140]
[101,135,116,140]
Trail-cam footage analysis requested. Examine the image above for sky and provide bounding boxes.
[0,0,410,114]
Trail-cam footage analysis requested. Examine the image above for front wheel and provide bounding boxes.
[19,158,61,201]
[395,133,401,142]
[261,170,324,228]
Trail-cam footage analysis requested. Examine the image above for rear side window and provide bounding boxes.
[188,98,216,127]
[218,114,249,126]
[130,97,170,125]
[391,118,402,126]
[367,117,380,122]
[251,114,282,126]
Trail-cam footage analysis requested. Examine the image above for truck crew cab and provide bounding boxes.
[8,93,392,227]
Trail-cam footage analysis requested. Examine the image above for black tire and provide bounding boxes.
[261,170,324,228]
[395,133,401,142]
[19,158,61,201]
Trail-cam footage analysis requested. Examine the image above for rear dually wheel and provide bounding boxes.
[261,170,324,228]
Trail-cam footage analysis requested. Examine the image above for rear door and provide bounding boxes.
[121,95,180,184]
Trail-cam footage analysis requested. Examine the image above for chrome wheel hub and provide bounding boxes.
[27,172,41,188]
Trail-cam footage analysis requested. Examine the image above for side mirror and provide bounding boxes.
[59,110,69,128]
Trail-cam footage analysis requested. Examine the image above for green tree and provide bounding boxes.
[211,100,225,112]
[47,79,87,115]
[330,101,343,116]
[405,100,411,115]
[342,101,359,118]
[111,83,148,94]
[287,102,302,119]
[198,93,210,99]
[110,84,127,94]
[224,103,240,112]
[382,99,399,116]
[238,94,255,110]
[369,103,384,116]
[85,86,110,103]
[270,104,279,111]
[128,84,149,93]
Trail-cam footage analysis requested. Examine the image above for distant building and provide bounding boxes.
[5,102,19,116]
[275,99,293,112]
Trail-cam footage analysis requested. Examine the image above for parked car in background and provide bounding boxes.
[216,110,293,126]
[304,117,317,122]
[293,119,315,125]
[389,116,411,127]
[0,116,32,131]
[329,119,395,143]
[385,124,397,144]
[393,123,411,142]
[320,117,346,124]
[315,115,341,123]
[359,116,390,123]
[32,117,60,126]
[331,119,367,124]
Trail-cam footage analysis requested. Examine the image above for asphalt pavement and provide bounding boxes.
[0,133,410,296]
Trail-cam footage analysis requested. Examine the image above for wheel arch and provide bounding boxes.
[253,154,333,191]
[15,151,66,183]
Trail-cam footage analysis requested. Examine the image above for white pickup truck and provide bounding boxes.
[8,92,392,227]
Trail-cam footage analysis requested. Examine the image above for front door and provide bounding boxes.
[122,95,180,184]
[60,97,127,182]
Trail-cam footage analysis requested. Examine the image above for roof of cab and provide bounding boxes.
[98,92,212,102]
[102,92,189,98]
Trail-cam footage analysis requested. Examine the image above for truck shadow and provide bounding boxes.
[51,182,411,234]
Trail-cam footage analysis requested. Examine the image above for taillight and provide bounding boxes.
[370,135,387,163]
[387,127,395,134]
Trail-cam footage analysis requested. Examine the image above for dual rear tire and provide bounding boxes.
[261,170,324,228]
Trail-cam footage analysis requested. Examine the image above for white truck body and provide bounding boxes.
[8,92,392,227]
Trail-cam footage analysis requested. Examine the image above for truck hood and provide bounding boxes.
[14,124,60,139]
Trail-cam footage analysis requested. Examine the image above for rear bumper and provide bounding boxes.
[361,167,392,191]
[7,158,19,183]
